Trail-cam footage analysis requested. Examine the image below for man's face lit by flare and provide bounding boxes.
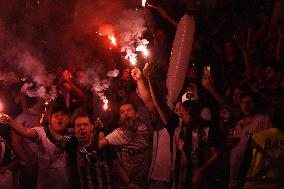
[50,111,69,133]
[119,104,137,122]
[119,104,139,132]
[74,116,94,145]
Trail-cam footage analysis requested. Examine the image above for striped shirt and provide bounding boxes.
[67,130,116,189]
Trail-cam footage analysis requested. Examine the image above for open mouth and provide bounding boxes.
[57,121,63,126]
[125,117,131,122]
[79,131,87,137]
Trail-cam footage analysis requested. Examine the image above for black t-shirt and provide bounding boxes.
[66,129,117,189]
[166,115,223,188]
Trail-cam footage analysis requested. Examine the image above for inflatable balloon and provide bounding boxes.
[166,14,195,109]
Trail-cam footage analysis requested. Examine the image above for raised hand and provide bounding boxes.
[62,69,72,82]
[0,113,11,124]
[202,68,214,90]
[156,6,168,18]
[131,67,142,81]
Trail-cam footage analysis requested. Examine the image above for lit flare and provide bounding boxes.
[103,98,108,110]
[142,0,147,7]
[136,45,149,57]
[108,35,117,46]
[129,57,137,66]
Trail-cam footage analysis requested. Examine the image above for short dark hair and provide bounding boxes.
[26,97,38,108]
[181,100,200,120]
[51,103,69,116]
[240,92,262,115]
[72,111,94,125]
[118,99,137,111]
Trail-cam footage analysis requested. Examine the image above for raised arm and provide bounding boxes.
[0,114,36,140]
[63,79,85,98]
[234,27,253,80]
[131,67,155,110]
[149,5,178,27]
[62,69,84,97]
[147,79,168,125]
[46,126,67,149]
[143,63,169,125]
[202,70,228,107]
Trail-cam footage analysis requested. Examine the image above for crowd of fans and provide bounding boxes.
[1,0,284,189]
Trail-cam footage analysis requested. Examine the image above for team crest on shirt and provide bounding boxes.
[138,124,147,132]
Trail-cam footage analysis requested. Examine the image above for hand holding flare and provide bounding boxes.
[0,113,11,124]
[131,67,142,81]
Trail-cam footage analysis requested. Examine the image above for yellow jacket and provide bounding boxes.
[244,128,284,189]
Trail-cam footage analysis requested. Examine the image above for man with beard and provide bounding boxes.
[99,101,152,189]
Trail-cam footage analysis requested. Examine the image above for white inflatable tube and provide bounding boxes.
[166,14,195,109]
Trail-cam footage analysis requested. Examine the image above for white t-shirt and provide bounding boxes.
[105,123,150,149]
[149,128,171,182]
[105,128,129,146]
[229,114,270,188]
[33,127,68,169]
[33,127,69,189]
[105,123,151,187]
[16,108,41,157]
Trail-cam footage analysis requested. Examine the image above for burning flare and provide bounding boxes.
[108,35,117,46]
[103,98,108,110]
[125,49,137,66]
[129,56,137,66]
[136,45,149,57]
[142,0,147,7]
